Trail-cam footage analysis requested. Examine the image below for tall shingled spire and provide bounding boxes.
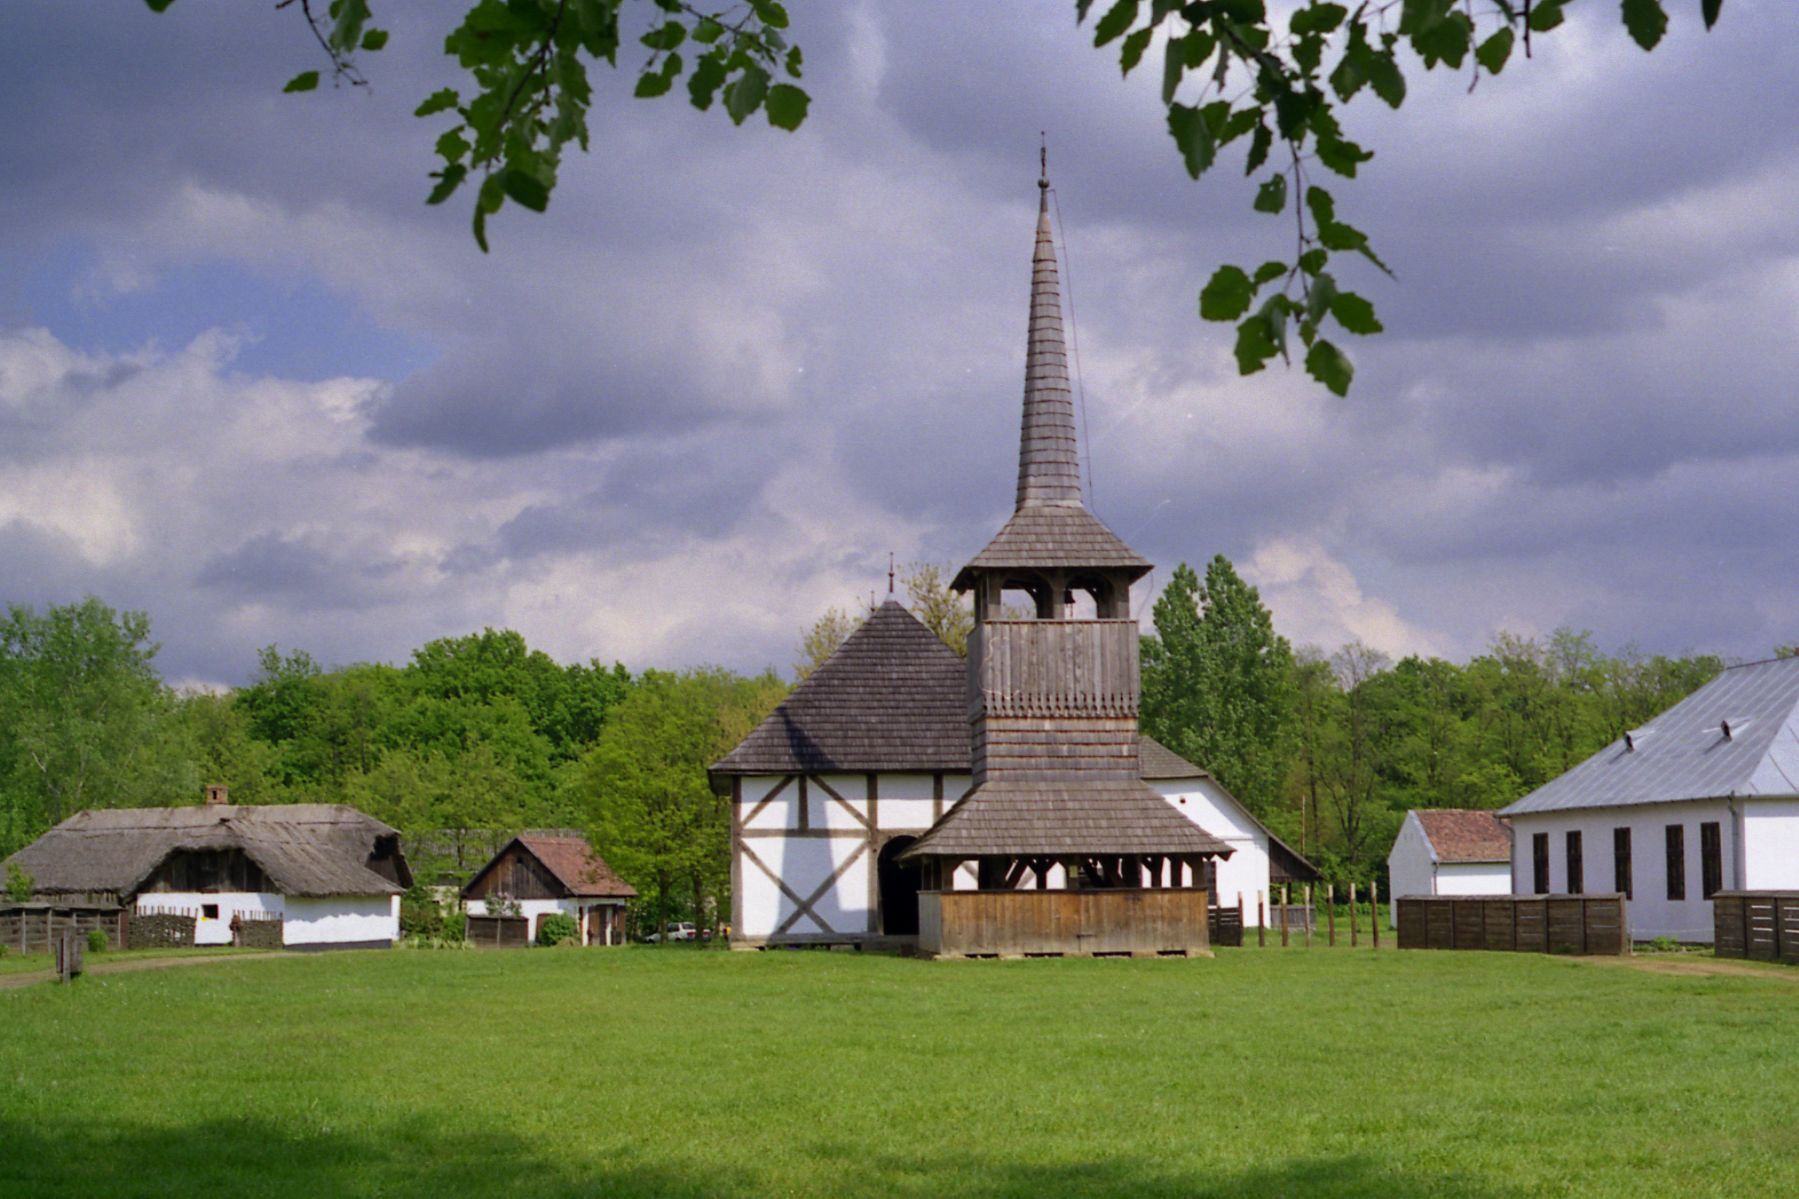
[1016,146,1083,510]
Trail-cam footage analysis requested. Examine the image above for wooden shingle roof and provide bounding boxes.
[901,779,1234,859]
[711,601,971,776]
[951,175,1150,590]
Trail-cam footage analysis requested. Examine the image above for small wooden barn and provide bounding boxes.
[1385,809,1512,927]
[1500,655,1799,942]
[461,832,636,946]
[1,789,411,949]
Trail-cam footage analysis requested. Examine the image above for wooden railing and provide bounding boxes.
[1712,891,1799,962]
[1395,895,1629,956]
[918,888,1210,959]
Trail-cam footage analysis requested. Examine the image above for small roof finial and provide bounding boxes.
[888,552,896,595]
[1039,132,1048,191]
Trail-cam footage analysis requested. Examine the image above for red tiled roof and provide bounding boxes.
[1415,810,1511,863]
[515,835,637,898]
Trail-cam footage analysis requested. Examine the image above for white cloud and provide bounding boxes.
[1243,538,1450,661]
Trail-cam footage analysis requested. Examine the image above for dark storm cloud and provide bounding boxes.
[5,0,1799,683]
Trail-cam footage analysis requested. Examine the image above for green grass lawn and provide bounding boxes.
[0,944,273,976]
[3,947,1796,1198]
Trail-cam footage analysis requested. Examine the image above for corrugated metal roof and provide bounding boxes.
[1500,656,1799,815]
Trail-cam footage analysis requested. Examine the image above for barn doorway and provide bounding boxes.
[878,836,922,936]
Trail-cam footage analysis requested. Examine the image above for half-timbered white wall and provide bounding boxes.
[733,771,974,944]
[1153,778,1275,925]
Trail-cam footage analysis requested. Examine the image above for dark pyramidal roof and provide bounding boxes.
[712,600,971,776]
[953,175,1148,592]
[5,804,408,899]
[463,832,637,899]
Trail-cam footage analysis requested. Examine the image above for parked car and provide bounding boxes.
[644,921,697,943]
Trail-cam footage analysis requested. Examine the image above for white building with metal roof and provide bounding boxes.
[1498,655,1799,942]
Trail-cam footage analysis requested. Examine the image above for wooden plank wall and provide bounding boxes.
[1394,895,1629,956]
[466,914,529,948]
[1712,892,1799,963]
[924,888,1211,958]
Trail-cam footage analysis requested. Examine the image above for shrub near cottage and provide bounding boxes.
[535,913,578,947]
[86,929,107,954]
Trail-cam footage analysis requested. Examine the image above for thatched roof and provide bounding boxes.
[3,804,410,899]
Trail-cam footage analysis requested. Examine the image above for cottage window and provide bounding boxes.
[1532,833,1550,895]
[1665,825,1685,902]
[1700,822,1723,899]
[201,904,219,920]
[1565,831,1583,895]
[1613,828,1632,900]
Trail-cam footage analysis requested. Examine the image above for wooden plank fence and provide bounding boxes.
[467,914,529,948]
[1712,892,1799,963]
[1396,895,1629,956]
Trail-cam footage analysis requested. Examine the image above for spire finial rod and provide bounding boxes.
[888,553,895,595]
[1039,132,1048,191]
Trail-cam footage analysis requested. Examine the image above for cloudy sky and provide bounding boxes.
[3,1,1797,688]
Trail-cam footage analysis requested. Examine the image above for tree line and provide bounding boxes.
[0,598,786,937]
[0,563,1753,922]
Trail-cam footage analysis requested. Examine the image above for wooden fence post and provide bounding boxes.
[1327,883,1336,947]
[1280,884,1290,947]
[1303,884,1312,948]
[1371,880,1380,949]
[1350,883,1359,948]
[1257,890,1266,948]
[1237,891,1245,945]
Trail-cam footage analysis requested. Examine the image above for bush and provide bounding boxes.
[87,929,108,954]
[399,887,445,939]
[536,913,579,947]
[0,942,8,958]
[1648,935,1681,953]
[441,909,467,943]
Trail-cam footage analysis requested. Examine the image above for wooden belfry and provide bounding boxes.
[901,162,1232,957]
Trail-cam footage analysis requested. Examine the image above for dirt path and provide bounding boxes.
[0,951,294,991]
[1576,954,1799,984]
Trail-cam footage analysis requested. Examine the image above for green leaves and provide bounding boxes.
[1254,174,1288,214]
[1093,0,1140,47]
[1703,0,1725,30]
[724,64,770,126]
[1168,103,1216,179]
[501,167,550,213]
[1621,0,1669,50]
[283,71,320,94]
[411,0,809,251]
[1330,290,1383,335]
[1475,28,1514,75]
[766,84,810,131]
[1305,339,1353,395]
[415,88,460,117]
[1200,266,1255,321]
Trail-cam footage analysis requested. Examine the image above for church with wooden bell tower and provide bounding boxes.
[710,159,1314,956]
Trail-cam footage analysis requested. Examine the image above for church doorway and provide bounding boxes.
[878,836,922,936]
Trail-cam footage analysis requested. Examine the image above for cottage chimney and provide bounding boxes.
[205,784,229,806]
